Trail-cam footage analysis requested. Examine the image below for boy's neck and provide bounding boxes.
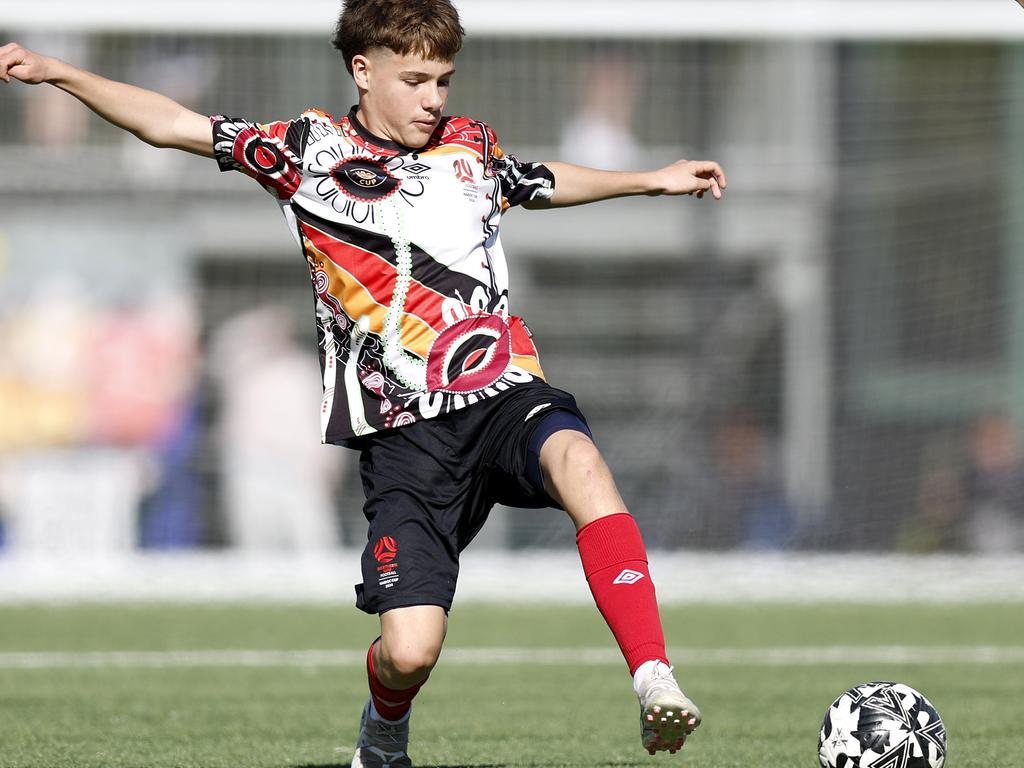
[351,104,419,154]
[353,104,389,142]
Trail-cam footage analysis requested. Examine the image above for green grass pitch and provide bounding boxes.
[1,603,1022,767]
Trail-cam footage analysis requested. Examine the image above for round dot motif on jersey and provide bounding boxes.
[426,314,512,394]
[329,156,402,202]
[245,140,286,174]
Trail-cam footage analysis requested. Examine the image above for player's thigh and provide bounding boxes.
[539,429,627,528]
[354,422,474,615]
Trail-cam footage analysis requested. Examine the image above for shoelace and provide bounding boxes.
[647,664,677,688]
[653,664,676,679]
[371,719,407,746]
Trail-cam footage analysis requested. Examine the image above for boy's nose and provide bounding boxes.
[423,85,443,110]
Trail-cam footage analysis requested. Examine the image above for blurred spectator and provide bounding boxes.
[86,291,200,446]
[138,392,204,549]
[210,306,343,551]
[108,291,204,549]
[121,39,217,178]
[707,408,796,550]
[21,34,90,148]
[898,438,966,553]
[559,50,642,171]
[0,279,94,451]
[962,413,1024,553]
[0,281,203,552]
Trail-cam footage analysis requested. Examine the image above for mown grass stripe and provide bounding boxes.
[2,645,1023,669]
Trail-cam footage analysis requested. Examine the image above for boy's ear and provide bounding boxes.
[351,54,371,89]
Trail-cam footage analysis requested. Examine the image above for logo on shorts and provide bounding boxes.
[373,536,398,564]
[525,403,551,422]
[612,569,645,585]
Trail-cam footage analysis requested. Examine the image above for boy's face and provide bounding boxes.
[353,48,455,149]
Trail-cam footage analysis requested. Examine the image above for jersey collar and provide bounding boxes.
[344,106,453,157]
[346,106,421,157]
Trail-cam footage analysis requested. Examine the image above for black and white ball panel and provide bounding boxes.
[819,682,946,768]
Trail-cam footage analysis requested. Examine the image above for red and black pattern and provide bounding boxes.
[211,106,555,443]
[293,206,493,311]
[212,117,303,200]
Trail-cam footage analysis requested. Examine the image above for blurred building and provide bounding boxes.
[1,7,1022,553]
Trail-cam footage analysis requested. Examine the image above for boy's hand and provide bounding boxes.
[533,160,728,208]
[0,43,53,85]
[650,159,727,200]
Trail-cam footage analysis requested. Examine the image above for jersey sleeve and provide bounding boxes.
[487,128,555,209]
[210,116,308,201]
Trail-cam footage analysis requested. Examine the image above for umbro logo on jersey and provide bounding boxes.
[612,569,646,585]
[404,163,431,175]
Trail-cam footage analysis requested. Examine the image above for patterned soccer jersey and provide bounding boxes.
[212,107,556,443]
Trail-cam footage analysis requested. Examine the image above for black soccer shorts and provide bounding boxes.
[350,381,591,615]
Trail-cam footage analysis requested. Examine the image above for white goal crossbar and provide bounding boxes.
[3,1,1023,41]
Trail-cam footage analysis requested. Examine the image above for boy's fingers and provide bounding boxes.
[706,163,727,190]
[0,45,35,83]
[692,160,727,190]
[1,59,16,83]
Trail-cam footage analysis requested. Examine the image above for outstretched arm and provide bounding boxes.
[526,159,727,209]
[1,42,213,157]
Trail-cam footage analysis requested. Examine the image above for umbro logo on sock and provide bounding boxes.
[612,569,645,585]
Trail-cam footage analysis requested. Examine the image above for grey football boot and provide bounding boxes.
[634,662,702,755]
[350,699,412,768]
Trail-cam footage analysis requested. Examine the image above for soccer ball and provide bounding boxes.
[818,681,946,768]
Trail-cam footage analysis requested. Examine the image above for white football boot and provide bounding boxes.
[633,661,702,755]
[350,699,412,768]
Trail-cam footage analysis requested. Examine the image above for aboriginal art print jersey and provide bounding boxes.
[211,107,556,443]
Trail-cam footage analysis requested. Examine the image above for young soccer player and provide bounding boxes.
[1,2,726,764]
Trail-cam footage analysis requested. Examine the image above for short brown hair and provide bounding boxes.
[332,0,465,76]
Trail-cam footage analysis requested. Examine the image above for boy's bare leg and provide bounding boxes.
[539,429,701,754]
[376,605,447,688]
[539,429,626,529]
[352,606,446,768]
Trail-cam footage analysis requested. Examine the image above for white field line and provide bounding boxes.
[3,551,1023,603]
[2,646,1023,670]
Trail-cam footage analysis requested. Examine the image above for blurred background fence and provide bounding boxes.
[1,1,1024,561]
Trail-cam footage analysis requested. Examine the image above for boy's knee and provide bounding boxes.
[379,640,442,681]
[376,604,447,686]
[544,431,605,478]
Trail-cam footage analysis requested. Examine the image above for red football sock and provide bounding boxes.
[576,512,669,675]
[366,640,425,721]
